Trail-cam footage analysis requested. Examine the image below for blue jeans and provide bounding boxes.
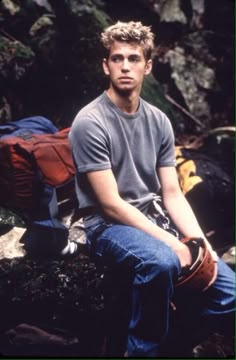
[85,217,235,357]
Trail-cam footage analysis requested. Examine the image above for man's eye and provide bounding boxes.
[111,56,122,62]
[129,56,140,62]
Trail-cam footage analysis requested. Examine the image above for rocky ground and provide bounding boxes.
[0,216,235,358]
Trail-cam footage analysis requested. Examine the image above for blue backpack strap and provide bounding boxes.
[21,183,69,258]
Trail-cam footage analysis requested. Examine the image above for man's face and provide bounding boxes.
[103,41,152,94]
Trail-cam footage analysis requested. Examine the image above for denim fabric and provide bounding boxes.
[85,217,235,357]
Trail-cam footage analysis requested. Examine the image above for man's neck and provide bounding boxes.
[106,87,140,115]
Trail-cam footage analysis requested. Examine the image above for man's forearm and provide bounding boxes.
[163,191,218,261]
[164,192,205,239]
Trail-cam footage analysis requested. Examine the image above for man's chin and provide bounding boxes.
[114,85,133,96]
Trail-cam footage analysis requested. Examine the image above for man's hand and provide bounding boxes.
[175,242,192,268]
[204,238,218,262]
[200,238,218,288]
[175,237,218,291]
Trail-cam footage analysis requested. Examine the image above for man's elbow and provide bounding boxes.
[101,198,124,220]
[162,186,184,203]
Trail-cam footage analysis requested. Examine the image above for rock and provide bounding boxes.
[221,247,235,270]
[5,323,79,346]
[190,0,204,29]
[0,96,12,123]
[164,46,215,125]
[0,227,26,259]
[29,15,55,37]
[175,146,234,250]
[159,0,187,24]
[0,36,35,81]
[1,0,20,15]
[199,127,235,179]
[193,332,235,358]
[0,254,106,356]
[141,73,185,133]
[31,0,53,12]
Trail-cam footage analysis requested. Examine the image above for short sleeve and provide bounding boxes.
[69,115,111,173]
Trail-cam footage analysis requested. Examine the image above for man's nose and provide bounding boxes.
[121,59,130,72]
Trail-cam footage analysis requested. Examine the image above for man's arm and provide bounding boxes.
[86,168,192,267]
[158,166,217,260]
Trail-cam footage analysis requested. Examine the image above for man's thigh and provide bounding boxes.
[86,222,181,276]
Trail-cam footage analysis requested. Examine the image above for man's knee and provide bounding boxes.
[135,244,181,285]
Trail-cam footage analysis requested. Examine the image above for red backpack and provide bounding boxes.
[0,128,75,215]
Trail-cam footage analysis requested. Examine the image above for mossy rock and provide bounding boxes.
[0,35,35,81]
[141,73,185,133]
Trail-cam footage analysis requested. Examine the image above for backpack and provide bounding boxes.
[0,116,58,139]
[0,127,75,216]
[0,126,76,257]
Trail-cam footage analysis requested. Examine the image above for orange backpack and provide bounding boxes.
[0,128,75,215]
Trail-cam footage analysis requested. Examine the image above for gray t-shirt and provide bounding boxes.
[69,92,176,224]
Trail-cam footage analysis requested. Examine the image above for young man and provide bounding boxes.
[69,21,235,357]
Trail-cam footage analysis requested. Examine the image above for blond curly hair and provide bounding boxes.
[101,21,155,60]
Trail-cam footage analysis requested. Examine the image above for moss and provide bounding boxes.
[12,41,35,59]
[141,73,183,131]
[0,36,35,81]
[0,36,34,60]
[91,6,110,30]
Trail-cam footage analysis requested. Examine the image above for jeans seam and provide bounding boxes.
[102,234,144,268]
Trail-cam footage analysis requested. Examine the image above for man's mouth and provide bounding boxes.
[119,76,132,80]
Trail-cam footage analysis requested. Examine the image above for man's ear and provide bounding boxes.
[144,59,152,75]
[103,58,110,75]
